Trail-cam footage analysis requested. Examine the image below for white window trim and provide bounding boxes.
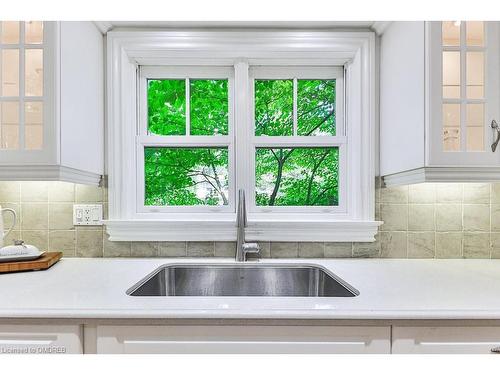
[105,30,381,242]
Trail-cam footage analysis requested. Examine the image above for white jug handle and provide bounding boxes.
[1,208,17,239]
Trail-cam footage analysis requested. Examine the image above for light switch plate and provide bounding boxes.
[73,204,103,226]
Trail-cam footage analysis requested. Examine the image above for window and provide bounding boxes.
[106,31,378,241]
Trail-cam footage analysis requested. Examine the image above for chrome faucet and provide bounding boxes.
[236,189,260,261]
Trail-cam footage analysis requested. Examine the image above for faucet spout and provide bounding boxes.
[236,189,260,262]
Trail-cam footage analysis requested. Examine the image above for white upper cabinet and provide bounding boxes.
[380,21,500,186]
[0,21,104,184]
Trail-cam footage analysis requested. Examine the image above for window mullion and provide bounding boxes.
[185,77,190,136]
[293,77,298,135]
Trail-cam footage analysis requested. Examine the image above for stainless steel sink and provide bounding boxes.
[127,264,359,297]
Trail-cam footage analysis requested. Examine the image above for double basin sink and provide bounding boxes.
[127,263,358,297]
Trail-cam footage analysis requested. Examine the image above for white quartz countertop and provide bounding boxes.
[1,257,500,320]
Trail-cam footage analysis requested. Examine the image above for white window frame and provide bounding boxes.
[105,30,380,242]
[248,66,346,216]
[138,66,235,214]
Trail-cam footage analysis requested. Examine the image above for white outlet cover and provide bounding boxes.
[73,204,103,226]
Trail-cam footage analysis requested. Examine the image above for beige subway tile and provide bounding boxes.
[49,230,76,257]
[436,183,463,203]
[22,230,48,252]
[104,234,131,257]
[408,204,435,231]
[298,242,324,258]
[463,232,490,259]
[380,204,408,231]
[379,185,408,203]
[436,232,462,258]
[463,204,490,232]
[491,184,500,204]
[463,183,490,204]
[0,182,20,202]
[491,233,500,259]
[131,242,158,257]
[353,237,381,258]
[20,181,48,202]
[409,183,436,204]
[215,242,236,257]
[75,184,103,203]
[21,203,48,230]
[408,232,435,258]
[48,181,75,202]
[324,242,352,258]
[255,242,271,258]
[187,242,214,257]
[375,203,381,221]
[380,232,407,258]
[491,205,500,232]
[435,204,462,231]
[270,242,299,258]
[158,242,186,257]
[48,203,74,230]
[76,230,103,257]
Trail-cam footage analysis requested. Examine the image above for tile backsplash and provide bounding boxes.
[1,180,499,258]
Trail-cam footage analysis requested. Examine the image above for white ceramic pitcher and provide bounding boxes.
[0,206,17,248]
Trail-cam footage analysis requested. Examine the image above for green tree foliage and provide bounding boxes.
[255,148,339,206]
[144,147,228,206]
[190,79,228,135]
[148,80,186,135]
[145,78,338,207]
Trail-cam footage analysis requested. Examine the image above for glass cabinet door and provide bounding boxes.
[429,21,500,166]
[0,21,54,164]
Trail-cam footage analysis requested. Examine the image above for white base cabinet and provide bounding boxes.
[0,324,83,354]
[392,326,500,354]
[96,325,391,354]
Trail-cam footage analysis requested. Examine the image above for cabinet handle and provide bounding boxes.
[491,346,500,353]
[491,120,500,152]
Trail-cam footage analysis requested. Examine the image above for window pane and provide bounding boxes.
[25,21,43,44]
[25,49,43,96]
[443,51,460,99]
[467,127,483,151]
[147,80,186,136]
[1,21,19,44]
[443,103,460,127]
[442,21,460,46]
[144,147,228,206]
[297,79,336,136]
[1,101,19,149]
[255,80,293,136]
[190,79,228,135]
[466,21,484,46]
[443,128,460,152]
[466,51,484,99]
[25,101,43,150]
[1,49,19,96]
[255,147,339,206]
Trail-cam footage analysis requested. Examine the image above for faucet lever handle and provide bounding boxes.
[242,242,260,254]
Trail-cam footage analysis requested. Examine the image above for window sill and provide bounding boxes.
[103,219,382,242]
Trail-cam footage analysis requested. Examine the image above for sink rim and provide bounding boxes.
[126,262,359,297]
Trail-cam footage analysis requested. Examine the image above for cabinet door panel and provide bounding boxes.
[428,21,500,166]
[97,325,391,354]
[0,324,83,354]
[393,326,500,354]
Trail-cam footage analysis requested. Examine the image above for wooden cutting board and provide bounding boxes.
[0,252,63,273]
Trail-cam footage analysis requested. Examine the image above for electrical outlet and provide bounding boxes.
[73,204,103,226]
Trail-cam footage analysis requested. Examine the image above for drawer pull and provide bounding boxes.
[491,346,500,353]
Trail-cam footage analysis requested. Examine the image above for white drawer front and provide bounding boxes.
[97,325,390,354]
[0,325,82,354]
[393,326,500,354]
